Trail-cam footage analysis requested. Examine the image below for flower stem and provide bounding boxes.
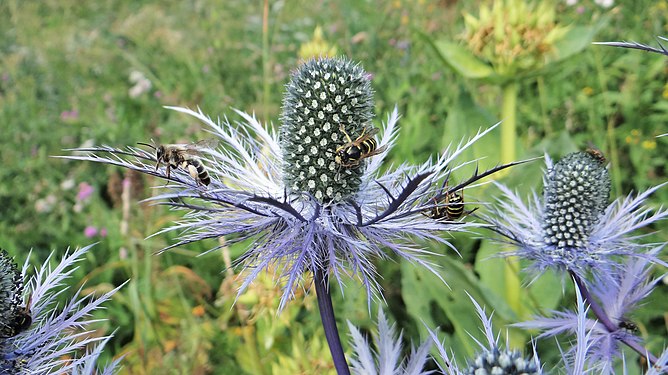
[570,271,659,366]
[261,0,270,121]
[314,267,351,375]
[501,81,518,166]
[500,82,522,316]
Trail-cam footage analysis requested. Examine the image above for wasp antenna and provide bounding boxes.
[137,142,156,150]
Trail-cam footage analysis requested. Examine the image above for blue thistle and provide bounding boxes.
[62,57,515,310]
[487,152,668,279]
[429,296,542,375]
[0,245,122,374]
[62,57,517,373]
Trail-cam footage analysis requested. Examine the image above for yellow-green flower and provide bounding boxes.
[298,26,338,60]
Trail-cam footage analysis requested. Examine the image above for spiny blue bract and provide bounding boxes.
[280,57,374,202]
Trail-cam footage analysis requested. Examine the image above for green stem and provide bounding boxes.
[262,0,270,121]
[500,81,521,314]
[501,82,518,165]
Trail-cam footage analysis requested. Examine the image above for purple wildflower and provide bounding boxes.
[76,182,94,202]
[0,245,123,374]
[84,226,98,238]
[63,57,512,310]
[62,57,517,373]
[486,152,668,280]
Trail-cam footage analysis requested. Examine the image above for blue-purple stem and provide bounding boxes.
[314,267,351,375]
[570,271,660,366]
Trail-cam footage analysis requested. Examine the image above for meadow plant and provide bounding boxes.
[64,57,519,373]
[486,151,668,371]
[347,297,542,375]
[0,245,122,374]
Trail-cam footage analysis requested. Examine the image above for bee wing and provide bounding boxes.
[190,138,219,150]
[181,139,219,155]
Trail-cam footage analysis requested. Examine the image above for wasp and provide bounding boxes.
[334,126,387,168]
[138,139,217,186]
[0,295,32,338]
[424,187,475,221]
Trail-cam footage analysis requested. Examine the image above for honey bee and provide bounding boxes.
[334,126,387,168]
[138,139,217,186]
[0,295,32,338]
[424,188,476,221]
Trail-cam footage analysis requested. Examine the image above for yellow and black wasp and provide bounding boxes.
[424,184,476,221]
[334,125,387,168]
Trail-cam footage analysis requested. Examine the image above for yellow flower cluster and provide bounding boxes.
[462,0,570,76]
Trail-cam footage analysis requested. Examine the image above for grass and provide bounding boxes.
[1,0,667,373]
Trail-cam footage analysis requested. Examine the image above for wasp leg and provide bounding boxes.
[339,124,354,144]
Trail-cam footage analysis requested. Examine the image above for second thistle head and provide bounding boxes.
[280,57,376,202]
[542,151,610,252]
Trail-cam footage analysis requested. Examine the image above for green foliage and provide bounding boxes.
[0,0,666,373]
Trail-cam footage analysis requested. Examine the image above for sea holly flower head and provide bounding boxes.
[281,57,374,202]
[429,296,542,375]
[0,245,122,374]
[487,151,668,279]
[63,57,513,310]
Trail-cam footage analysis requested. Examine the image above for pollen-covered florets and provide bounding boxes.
[542,151,610,251]
[466,347,540,375]
[280,57,374,202]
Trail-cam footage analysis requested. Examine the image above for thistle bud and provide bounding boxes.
[280,57,374,202]
[542,152,611,250]
[467,347,540,375]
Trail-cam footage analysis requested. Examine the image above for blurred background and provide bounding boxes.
[1,0,666,374]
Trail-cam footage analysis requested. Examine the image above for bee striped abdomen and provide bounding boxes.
[194,161,210,185]
[183,159,210,186]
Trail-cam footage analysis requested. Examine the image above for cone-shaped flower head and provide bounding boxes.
[466,347,540,375]
[542,151,610,253]
[63,56,513,310]
[281,57,373,201]
[487,151,667,278]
